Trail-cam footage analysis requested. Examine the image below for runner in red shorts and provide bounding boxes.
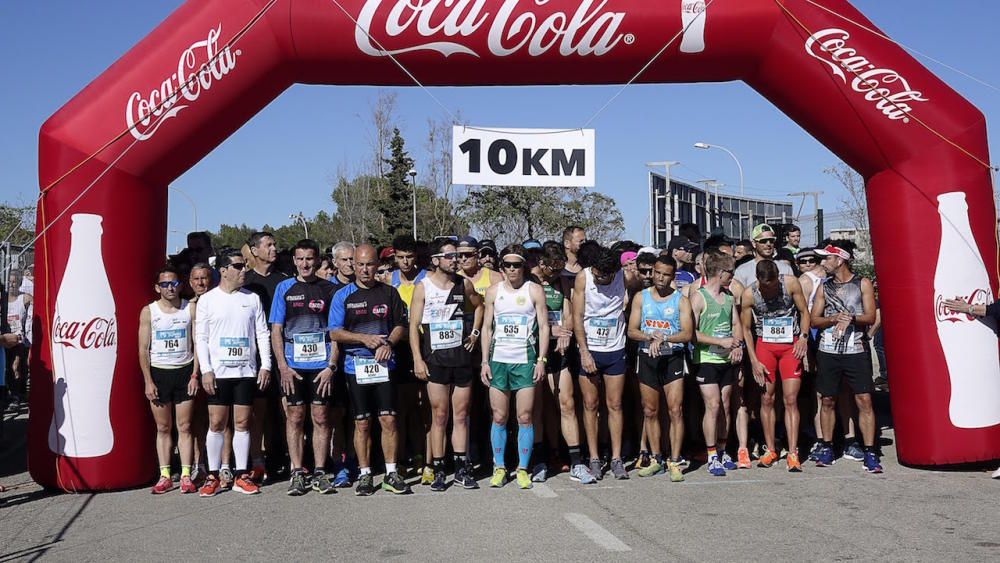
[739,260,810,472]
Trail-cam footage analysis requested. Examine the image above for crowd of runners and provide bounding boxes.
[3,221,896,497]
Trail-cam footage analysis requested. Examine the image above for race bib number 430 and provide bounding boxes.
[293,332,327,363]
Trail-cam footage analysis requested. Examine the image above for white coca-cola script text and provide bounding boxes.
[356,0,628,58]
[935,290,992,323]
[53,315,118,349]
[805,28,928,124]
[126,25,240,141]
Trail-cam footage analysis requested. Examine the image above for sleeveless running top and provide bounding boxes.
[419,276,471,367]
[638,288,683,355]
[391,269,427,308]
[542,279,566,340]
[694,287,735,364]
[818,275,865,355]
[148,300,194,368]
[490,281,538,365]
[751,276,799,344]
[582,269,627,352]
[804,270,825,311]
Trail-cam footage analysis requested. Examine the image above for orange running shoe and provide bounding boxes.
[179,475,197,494]
[233,475,260,495]
[758,450,780,468]
[737,448,752,469]
[199,475,221,497]
[787,453,802,473]
[248,464,266,485]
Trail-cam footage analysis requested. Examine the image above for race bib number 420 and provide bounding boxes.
[219,336,250,367]
[355,357,390,385]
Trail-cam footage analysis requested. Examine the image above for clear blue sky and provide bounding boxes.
[2,1,998,252]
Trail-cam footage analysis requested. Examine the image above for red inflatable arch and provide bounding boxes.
[31,0,1000,490]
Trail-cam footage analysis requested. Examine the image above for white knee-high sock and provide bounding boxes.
[206,430,224,472]
[233,430,250,472]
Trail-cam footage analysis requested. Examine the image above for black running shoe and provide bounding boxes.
[355,473,376,496]
[430,470,447,492]
[454,465,479,489]
[382,471,412,494]
[287,470,310,496]
[311,470,335,494]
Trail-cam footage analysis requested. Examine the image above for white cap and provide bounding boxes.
[19,278,33,296]
[638,246,659,256]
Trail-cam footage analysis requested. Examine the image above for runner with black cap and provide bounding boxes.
[478,239,499,272]
[668,236,699,289]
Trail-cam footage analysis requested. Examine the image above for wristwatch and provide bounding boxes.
[537,356,548,364]
[471,329,481,337]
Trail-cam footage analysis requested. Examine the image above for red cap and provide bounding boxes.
[814,244,851,260]
[379,247,395,260]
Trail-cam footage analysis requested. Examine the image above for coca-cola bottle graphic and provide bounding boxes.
[48,213,118,457]
[934,192,1000,428]
[680,1,707,54]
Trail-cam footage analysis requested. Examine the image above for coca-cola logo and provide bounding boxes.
[935,289,991,323]
[126,24,241,141]
[52,315,118,349]
[804,28,928,124]
[356,0,631,59]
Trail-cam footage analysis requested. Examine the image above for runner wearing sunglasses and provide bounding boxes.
[481,245,550,489]
[139,266,200,494]
[409,240,484,491]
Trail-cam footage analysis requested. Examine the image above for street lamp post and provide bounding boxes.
[408,168,418,238]
[289,212,309,239]
[169,186,198,231]
[645,161,680,247]
[697,179,724,231]
[694,142,744,237]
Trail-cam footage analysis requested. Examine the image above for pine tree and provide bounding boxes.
[380,128,416,240]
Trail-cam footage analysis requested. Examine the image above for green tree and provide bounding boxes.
[457,186,624,246]
[211,223,256,250]
[1,202,36,247]
[379,128,416,241]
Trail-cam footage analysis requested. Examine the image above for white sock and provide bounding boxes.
[360,467,372,476]
[233,430,250,472]
[206,431,223,472]
[385,462,397,474]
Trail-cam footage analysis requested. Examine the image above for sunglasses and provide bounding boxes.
[797,258,818,265]
[638,268,653,275]
[458,252,477,259]
[377,268,392,274]
[501,261,525,270]
[226,262,247,271]
[755,238,777,245]
[434,252,459,260]
[157,280,181,289]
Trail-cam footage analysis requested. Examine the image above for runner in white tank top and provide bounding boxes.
[138,267,201,495]
[480,246,550,489]
[572,247,637,480]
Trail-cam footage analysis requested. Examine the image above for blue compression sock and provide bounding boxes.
[517,424,534,469]
[491,423,507,468]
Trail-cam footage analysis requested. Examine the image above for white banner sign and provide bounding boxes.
[452,127,595,188]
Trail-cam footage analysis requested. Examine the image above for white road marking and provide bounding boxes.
[531,483,558,498]
[564,513,631,552]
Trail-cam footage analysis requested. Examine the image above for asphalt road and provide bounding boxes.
[2,409,1000,562]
